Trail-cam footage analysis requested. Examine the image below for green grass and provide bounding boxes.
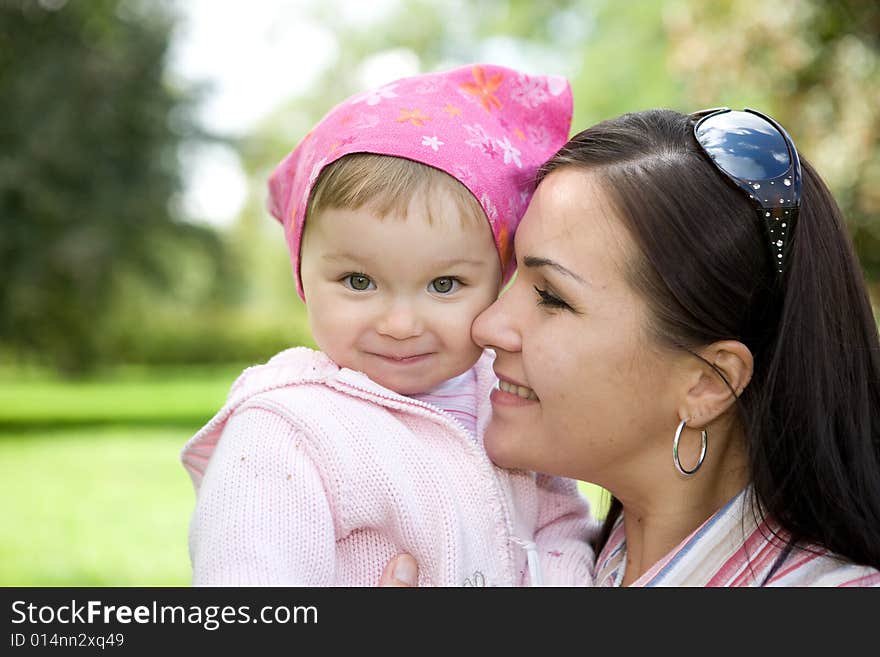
[1,365,608,585]
[0,427,195,586]
[0,365,239,586]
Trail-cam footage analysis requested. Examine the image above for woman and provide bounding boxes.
[381,108,880,586]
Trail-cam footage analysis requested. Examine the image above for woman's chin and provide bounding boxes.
[483,427,520,469]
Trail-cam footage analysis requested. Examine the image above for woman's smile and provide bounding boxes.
[492,376,540,405]
[497,377,539,400]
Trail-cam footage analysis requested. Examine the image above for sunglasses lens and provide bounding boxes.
[695,111,791,181]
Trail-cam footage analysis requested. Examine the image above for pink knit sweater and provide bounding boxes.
[181,347,597,586]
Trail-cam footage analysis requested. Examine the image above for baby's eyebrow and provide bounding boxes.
[322,253,487,268]
[322,252,369,262]
[431,257,489,268]
[522,255,588,285]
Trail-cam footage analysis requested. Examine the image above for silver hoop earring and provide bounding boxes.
[673,419,708,476]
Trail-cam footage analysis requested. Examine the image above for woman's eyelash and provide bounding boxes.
[533,285,570,310]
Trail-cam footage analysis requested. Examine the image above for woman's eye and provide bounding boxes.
[344,274,374,291]
[533,285,569,310]
[430,277,460,294]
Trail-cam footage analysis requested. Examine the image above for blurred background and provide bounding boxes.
[2,0,878,585]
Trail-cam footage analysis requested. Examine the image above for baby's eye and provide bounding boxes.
[344,274,374,291]
[430,277,460,294]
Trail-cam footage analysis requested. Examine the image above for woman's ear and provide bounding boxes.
[677,340,753,428]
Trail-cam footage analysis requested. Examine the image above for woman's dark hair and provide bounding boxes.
[539,109,880,570]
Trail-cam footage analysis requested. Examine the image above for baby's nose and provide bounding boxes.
[376,301,424,339]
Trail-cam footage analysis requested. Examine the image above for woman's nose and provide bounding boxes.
[472,289,521,352]
[376,300,424,340]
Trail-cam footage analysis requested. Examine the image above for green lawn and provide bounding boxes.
[0,365,244,427]
[0,427,195,585]
[0,365,242,586]
[0,366,607,586]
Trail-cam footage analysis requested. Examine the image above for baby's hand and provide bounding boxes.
[378,554,419,587]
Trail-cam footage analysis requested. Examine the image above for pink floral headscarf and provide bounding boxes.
[267,63,573,300]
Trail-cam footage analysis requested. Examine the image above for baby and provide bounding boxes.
[181,64,596,586]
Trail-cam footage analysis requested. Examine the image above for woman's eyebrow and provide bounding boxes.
[522,255,587,285]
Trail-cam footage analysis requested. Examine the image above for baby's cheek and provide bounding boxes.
[310,306,357,355]
[454,333,486,368]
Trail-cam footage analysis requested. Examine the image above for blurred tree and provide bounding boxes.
[665,0,880,285]
[239,0,685,314]
[244,0,878,297]
[0,0,227,374]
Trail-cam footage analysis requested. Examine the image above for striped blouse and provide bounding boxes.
[594,486,880,587]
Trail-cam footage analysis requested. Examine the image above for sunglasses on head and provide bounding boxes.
[690,107,802,275]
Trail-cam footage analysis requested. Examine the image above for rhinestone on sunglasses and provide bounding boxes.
[691,108,802,276]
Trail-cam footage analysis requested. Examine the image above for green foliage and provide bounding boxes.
[3,0,877,375]
[0,364,244,426]
[253,0,879,292]
[665,0,880,282]
[105,306,315,368]
[0,0,228,374]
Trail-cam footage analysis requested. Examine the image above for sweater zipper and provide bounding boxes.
[509,537,543,586]
[329,375,521,583]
